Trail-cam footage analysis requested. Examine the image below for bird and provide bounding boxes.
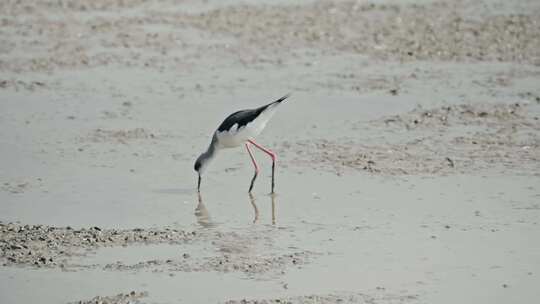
[194,94,290,193]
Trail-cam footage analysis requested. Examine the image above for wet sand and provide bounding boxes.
[1,0,539,303]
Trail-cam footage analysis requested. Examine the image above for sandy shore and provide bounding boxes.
[1,0,539,303]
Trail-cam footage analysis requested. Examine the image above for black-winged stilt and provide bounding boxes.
[194,94,290,193]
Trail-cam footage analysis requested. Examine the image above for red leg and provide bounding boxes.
[248,140,276,160]
[245,143,259,192]
[247,140,276,193]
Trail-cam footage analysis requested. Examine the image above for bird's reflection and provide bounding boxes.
[195,192,276,226]
[195,192,215,228]
[249,193,276,225]
[271,193,276,225]
[248,193,259,223]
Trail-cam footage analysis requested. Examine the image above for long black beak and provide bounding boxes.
[197,174,201,192]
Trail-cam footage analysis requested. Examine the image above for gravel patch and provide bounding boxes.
[68,291,148,304]
[224,292,418,304]
[1,0,539,73]
[1,222,317,276]
[101,251,315,276]
[278,102,540,176]
[0,222,197,268]
[183,0,540,63]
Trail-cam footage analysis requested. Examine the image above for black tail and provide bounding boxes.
[259,93,291,112]
[272,93,291,105]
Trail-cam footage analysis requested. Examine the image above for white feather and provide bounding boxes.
[215,103,279,149]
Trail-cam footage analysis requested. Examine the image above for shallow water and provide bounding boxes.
[1,0,540,303]
[2,170,539,303]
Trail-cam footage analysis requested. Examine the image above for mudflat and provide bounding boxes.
[1,0,539,303]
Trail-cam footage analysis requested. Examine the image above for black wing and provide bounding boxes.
[217,94,290,132]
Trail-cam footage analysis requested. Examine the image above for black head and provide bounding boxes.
[194,158,202,172]
[195,151,210,173]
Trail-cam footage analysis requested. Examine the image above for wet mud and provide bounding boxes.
[279,102,540,176]
[1,0,540,303]
[0,222,315,277]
